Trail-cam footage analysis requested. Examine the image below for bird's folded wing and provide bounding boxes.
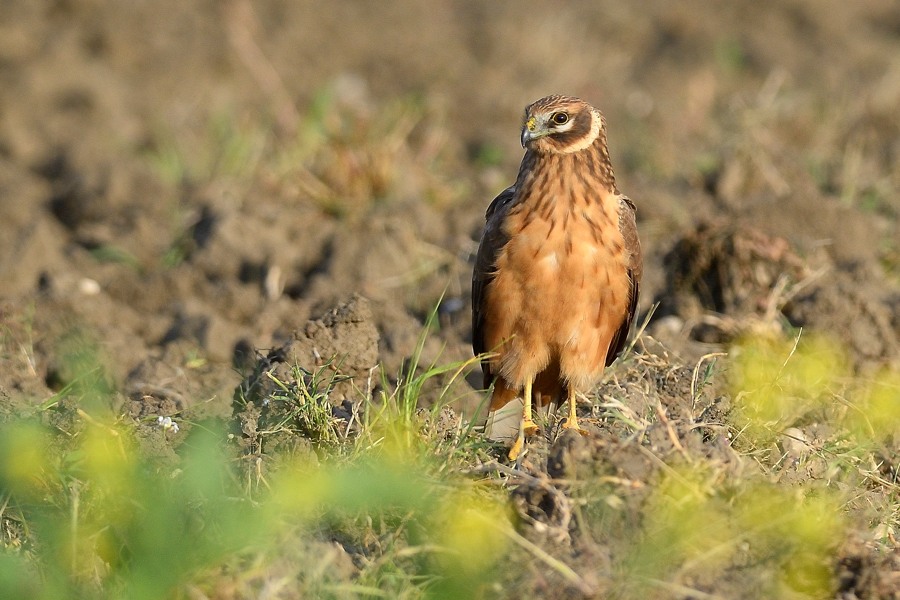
[471,185,516,387]
[606,196,643,366]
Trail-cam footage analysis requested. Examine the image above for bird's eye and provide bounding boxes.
[551,112,569,125]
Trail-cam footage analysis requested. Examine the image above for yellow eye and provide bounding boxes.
[551,112,569,125]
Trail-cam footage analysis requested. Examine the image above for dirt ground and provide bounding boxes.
[1,1,899,598]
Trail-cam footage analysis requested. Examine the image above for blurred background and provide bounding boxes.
[1,2,899,598]
[1,0,898,413]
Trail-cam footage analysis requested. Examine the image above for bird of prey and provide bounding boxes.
[472,95,642,460]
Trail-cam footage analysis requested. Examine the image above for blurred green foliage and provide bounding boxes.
[730,334,847,446]
[1,324,897,598]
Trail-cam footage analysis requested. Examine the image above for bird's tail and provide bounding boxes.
[484,398,523,443]
[483,375,563,442]
[484,380,521,442]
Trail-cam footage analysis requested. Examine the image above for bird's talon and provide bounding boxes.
[561,419,589,436]
[507,419,540,461]
[507,437,525,461]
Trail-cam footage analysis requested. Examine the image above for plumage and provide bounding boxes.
[472,95,642,459]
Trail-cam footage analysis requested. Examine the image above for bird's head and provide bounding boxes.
[520,95,603,155]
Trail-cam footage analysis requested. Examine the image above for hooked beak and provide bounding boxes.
[520,115,547,147]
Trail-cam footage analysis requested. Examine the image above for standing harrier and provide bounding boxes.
[472,95,642,460]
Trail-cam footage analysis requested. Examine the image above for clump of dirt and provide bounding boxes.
[236,294,379,408]
[231,295,379,467]
[661,219,813,324]
[656,219,900,372]
[836,535,900,600]
[784,261,900,372]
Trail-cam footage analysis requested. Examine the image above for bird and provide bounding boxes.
[471,95,642,460]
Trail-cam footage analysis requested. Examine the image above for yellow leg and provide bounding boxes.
[562,386,587,434]
[521,378,538,435]
[508,379,539,460]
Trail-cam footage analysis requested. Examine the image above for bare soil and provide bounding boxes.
[1,1,899,598]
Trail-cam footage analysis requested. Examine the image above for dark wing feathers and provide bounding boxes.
[605,196,643,366]
[471,185,516,386]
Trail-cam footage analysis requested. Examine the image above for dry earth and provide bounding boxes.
[1,1,899,598]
